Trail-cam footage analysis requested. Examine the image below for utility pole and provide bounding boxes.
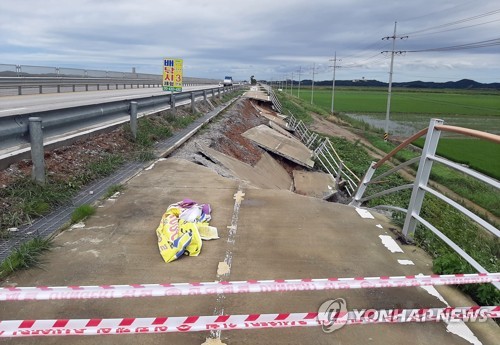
[382,21,407,141]
[311,63,315,105]
[291,72,294,95]
[329,52,341,114]
[297,66,302,98]
[284,75,287,92]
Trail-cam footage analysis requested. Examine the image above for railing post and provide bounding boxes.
[349,161,377,207]
[29,117,46,185]
[203,90,207,102]
[402,118,444,238]
[130,101,138,140]
[171,93,176,115]
[212,89,215,99]
[218,87,221,98]
[191,92,196,113]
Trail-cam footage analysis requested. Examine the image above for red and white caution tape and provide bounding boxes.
[0,306,498,337]
[0,273,497,301]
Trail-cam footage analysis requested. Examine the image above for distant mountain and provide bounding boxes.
[292,78,500,90]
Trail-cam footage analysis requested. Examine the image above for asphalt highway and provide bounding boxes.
[0,84,219,117]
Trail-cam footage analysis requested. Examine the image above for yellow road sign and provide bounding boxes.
[163,58,183,92]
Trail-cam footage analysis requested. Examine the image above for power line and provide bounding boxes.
[400,9,500,36]
[407,37,500,52]
[407,18,500,38]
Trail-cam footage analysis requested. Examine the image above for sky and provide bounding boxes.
[0,0,499,83]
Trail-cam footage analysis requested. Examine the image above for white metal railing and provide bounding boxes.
[264,83,362,197]
[313,139,361,196]
[350,118,500,289]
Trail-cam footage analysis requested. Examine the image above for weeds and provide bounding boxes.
[71,204,96,224]
[0,237,52,278]
[103,184,125,199]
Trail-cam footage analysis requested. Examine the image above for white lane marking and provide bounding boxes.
[108,94,147,100]
[355,207,374,219]
[418,275,482,345]
[379,235,404,253]
[0,107,26,113]
[397,259,415,265]
[211,188,245,340]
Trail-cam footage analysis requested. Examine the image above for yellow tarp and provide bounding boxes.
[156,199,215,263]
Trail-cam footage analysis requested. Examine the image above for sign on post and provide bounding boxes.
[162,58,183,92]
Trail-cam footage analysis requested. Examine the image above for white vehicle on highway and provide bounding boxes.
[223,76,233,86]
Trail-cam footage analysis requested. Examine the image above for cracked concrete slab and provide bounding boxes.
[198,144,291,190]
[292,170,337,199]
[242,124,314,168]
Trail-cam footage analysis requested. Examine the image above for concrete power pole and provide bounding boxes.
[311,63,316,105]
[382,21,407,141]
[297,66,302,98]
[291,72,294,95]
[329,52,341,114]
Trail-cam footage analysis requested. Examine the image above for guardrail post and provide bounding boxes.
[218,87,221,99]
[130,101,138,140]
[28,117,46,185]
[18,86,22,95]
[203,90,207,102]
[402,118,444,238]
[171,93,176,114]
[39,85,42,94]
[349,162,376,207]
[191,92,196,113]
[211,89,215,99]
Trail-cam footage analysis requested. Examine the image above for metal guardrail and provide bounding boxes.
[313,139,360,196]
[261,84,283,113]
[0,63,221,96]
[350,118,500,289]
[264,84,360,196]
[0,85,241,169]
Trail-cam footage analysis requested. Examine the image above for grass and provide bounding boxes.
[414,137,500,180]
[0,178,75,236]
[103,184,125,199]
[295,87,500,116]
[278,90,499,306]
[71,204,96,224]
[363,133,500,219]
[277,88,500,217]
[0,237,52,278]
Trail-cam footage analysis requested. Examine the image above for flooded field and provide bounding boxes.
[344,113,500,138]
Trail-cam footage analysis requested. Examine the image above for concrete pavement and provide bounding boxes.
[0,157,497,344]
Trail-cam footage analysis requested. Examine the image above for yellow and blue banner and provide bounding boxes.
[162,58,183,92]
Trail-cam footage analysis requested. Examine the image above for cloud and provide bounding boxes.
[0,0,499,82]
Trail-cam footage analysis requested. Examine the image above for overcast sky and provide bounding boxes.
[0,0,499,82]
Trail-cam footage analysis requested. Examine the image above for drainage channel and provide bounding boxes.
[0,98,238,262]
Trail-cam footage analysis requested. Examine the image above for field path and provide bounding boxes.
[309,113,500,226]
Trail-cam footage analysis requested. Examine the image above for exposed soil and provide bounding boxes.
[0,128,135,187]
[170,98,305,182]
